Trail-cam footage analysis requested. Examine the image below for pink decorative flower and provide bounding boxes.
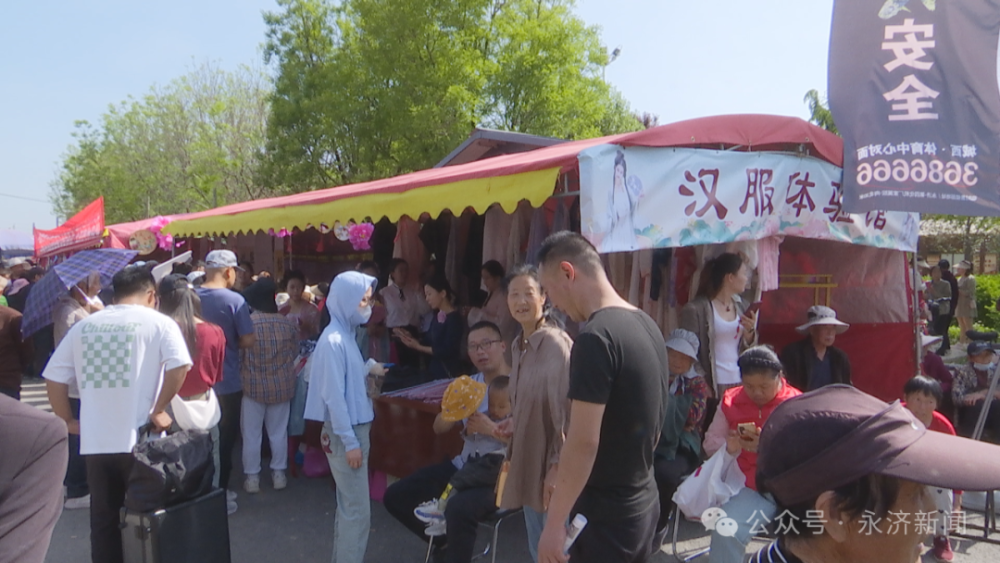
[347,222,375,251]
[149,216,170,234]
[156,233,174,251]
[277,228,290,238]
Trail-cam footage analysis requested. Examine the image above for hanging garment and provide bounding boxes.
[552,198,570,233]
[757,236,783,292]
[525,207,551,265]
[483,205,514,270]
[393,217,426,279]
[505,201,533,268]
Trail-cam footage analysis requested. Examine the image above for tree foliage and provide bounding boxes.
[260,0,642,192]
[803,89,838,135]
[921,215,1000,259]
[51,63,272,223]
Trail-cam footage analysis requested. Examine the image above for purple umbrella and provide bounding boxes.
[22,249,138,338]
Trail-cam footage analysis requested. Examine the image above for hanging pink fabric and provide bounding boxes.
[757,236,783,292]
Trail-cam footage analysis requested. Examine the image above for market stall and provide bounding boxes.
[159,115,919,476]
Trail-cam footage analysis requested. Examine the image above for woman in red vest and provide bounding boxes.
[703,346,802,563]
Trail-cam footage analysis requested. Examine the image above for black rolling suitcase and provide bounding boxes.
[120,488,231,563]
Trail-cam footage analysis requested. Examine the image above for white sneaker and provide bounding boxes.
[414,500,445,523]
[272,470,287,490]
[226,489,237,502]
[227,499,238,515]
[244,475,261,494]
[424,519,447,537]
[64,495,91,510]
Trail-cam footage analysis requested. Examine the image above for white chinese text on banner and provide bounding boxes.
[829,0,1000,216]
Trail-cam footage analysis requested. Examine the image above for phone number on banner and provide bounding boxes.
[856,159,979,187]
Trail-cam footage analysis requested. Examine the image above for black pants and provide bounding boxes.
[86,453,135,563]
[0,386,19,400]
[654,451,698,532]
[383,460,498,563]
[570,498,661,563]
[934,313,953,351]
[958,401,1000,443]
[217,391,242,490]
[65,398,89,498]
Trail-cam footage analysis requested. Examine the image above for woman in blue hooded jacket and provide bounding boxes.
[304,271,384,563]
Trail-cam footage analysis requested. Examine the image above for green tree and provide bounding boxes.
[51,62,271,223]
[804,89,838,135]
[921,215,1000,262]
[260,0,641,192]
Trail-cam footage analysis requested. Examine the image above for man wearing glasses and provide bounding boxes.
[383,321,511,562]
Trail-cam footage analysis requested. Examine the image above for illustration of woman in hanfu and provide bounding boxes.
[605,150,644,251]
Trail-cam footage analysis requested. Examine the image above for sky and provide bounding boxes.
[0,0,834,233]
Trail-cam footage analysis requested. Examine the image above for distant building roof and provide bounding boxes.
[435,128,566,168]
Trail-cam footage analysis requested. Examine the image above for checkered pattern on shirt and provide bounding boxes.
[241,313,300,404]
[81,333,134,389]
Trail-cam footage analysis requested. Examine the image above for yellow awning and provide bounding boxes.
[165,167,562,237]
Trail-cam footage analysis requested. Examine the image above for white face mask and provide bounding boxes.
[356,303,373,324]
[974,362,997,372]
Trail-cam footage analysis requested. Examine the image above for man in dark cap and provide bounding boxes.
[752,385,1000,563]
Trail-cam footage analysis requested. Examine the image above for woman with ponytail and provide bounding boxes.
[158,275,226,490]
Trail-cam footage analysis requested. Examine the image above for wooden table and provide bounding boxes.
[370,395,463,478]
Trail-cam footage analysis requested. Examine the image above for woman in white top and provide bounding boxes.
[379,259,430,368]
[680,252,758,398]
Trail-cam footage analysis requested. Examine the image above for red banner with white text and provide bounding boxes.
[34,197,105,258]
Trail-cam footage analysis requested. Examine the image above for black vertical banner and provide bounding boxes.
[830,0,1000,216]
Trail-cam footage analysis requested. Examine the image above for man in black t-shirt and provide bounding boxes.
[535,231,669,563]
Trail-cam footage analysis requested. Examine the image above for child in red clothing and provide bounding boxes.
[903,375,962,562]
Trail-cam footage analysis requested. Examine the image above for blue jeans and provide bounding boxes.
[323,422,371,563]
[523,506,547,563]
[64,398,89,498]
[709,488,776,563]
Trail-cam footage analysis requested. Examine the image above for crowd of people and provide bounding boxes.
[4,238,1000,563]
[919,258,977,356]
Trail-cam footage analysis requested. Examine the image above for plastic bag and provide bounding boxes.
[672,448,746,520]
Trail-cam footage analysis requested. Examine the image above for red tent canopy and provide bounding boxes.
[164,115,842,237]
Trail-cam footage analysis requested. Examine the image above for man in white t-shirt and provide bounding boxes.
[44,265,192,563]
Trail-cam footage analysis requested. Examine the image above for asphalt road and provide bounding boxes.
[22,379,1000,563]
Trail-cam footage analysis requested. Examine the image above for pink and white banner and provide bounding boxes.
[578,146,918,254]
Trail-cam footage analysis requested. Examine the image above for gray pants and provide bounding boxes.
[323,422,371,563]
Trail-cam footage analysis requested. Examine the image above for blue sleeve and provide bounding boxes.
[235,301,254,337]
[431,313,463,361]
[313,341,360,451]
